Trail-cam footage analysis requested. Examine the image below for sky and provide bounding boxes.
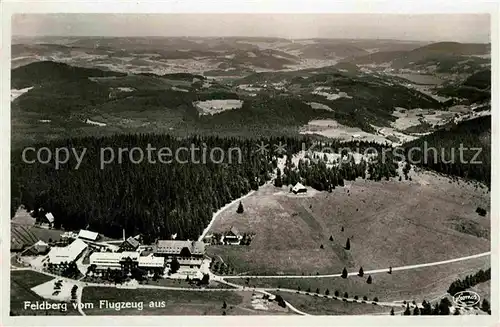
[12,14,491,43]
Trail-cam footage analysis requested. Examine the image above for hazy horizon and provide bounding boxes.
[12,14,491,43]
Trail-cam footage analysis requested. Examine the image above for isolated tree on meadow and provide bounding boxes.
[334,290,340,297]
[345,238,351,250]
[390,308,395,315]
[341,267,348,279]
[358,267,364,277]
[222,301,227,309]
[320,244,324,249]
[325,289,330,296]
[341,226,344,232]
[367,275,372,284]
[329,235,333,241]
[344,292,349,298]
[236,201,244,214]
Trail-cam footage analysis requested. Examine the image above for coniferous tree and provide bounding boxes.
[367,275,372,284]
[236,201,244,214]
[390,308,395,315]
[481,299,490,313]
[341,267,348,279]
[274,168,283,187]
[345,238,351,250]
[170,257,180,274]
[358,267,364,277]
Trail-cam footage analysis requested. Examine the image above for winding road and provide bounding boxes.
[15,249,489,316]
[223,252,491,279]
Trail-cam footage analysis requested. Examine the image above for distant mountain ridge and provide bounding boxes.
[344,42,490,69]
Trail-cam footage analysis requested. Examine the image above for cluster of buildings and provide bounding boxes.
[88,240,206,276]
[12,208,208,279]
[42,226,207,278]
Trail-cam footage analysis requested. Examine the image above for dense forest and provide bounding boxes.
[447,268,490,296]
[403,116,491,186]
[276,141,399,191]
[11,134,311,242]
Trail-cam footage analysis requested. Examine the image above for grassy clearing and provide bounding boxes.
[279,292,389,315]
[82,287,268,315]
[10,270,79,316]
[229,254,489,303]
[207,173,489,276]
[11,270,54,289]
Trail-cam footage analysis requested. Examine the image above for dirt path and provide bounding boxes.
[198,190,256,242]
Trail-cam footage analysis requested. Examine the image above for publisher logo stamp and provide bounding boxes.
[452,291,480,308]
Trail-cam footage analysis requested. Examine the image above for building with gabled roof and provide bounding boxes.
[119,236,140,252]
[78,229,99,242]
[39,212,54,227]
[153,240,205,269]
[34,240,49,254]
[90,251,164,272]
[138,256,165,269]
[292,182,307,194]
[224,226,242,244]
[90,251,140,270]
[48,239,87,265]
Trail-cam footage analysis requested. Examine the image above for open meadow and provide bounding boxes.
[82,288,292,315]
[207,170,489,277]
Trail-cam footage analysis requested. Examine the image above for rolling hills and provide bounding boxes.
[11,61,447,147]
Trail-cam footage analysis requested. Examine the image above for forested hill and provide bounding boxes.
[11,61,126,89]
[403,115,491,186]
[11,134,310,242]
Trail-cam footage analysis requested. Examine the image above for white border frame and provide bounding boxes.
[1,1,498,326]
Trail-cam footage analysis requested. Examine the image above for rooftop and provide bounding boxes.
[155,240,205,255]
[48,239,87,264]
[78,229,99,241]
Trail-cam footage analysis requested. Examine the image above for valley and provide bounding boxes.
[10,32,491,318]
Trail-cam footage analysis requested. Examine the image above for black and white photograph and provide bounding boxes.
[2,4,497,325]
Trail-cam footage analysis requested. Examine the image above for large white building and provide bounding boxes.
[153,240,205,268]
[90,251,140,270]
[90,252,165,271]
[48,239,88,265]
